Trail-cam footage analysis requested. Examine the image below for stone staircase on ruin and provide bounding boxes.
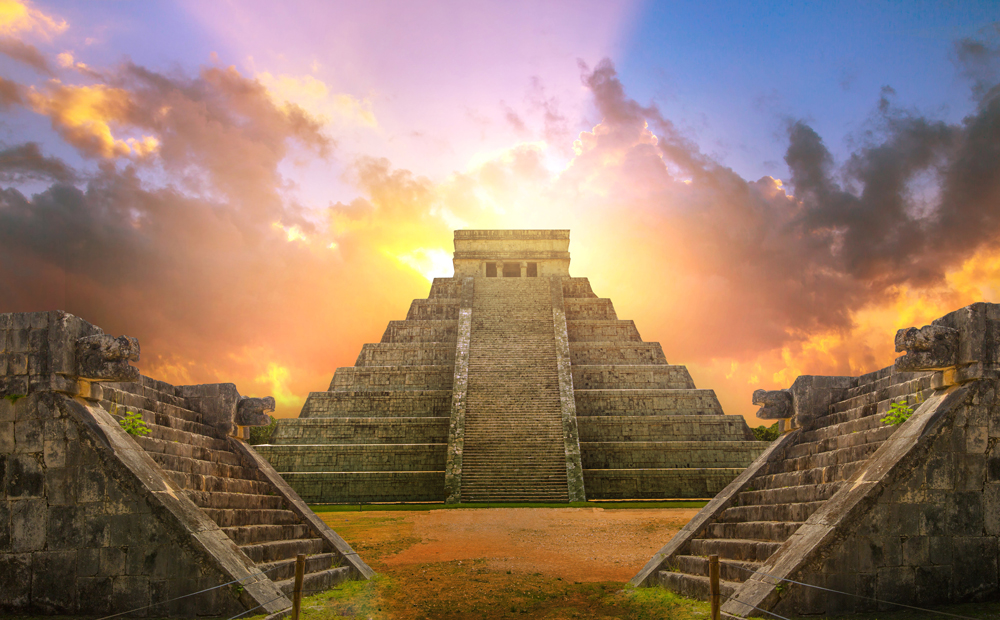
[256,278,461,503]
[257,230,767,504]
[460,278,569,502]
[99,376,351,597]
[562,278,766,499]
[649,365,933,598]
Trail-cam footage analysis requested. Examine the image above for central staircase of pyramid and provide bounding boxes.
[258,229,767,504]
[99,376,370,598]
[460,278,568,501]
[633,365,933,598]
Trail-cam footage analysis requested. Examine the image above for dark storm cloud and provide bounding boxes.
[0,142,75,183]
[570,49,1000,357]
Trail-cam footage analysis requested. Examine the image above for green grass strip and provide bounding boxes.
[308,500,709,512]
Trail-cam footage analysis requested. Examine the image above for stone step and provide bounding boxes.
[202,508,302,528]
[297,390,452,419]
[672,555,763,582]
[571,365,696,390]
[353,343,455,367]
[566,320,641,342]
[149,452,260,480]
[574,389,724,416]
[701,521,802,542]
[255,443,447,472]
[185,490,286,511]
[799,408,888,443]
[657,571,738,601]
[773,442,881,473]
[101,388,203,426]
[134,435,244,467]
[166,470,274,495]
[688,538,783,562]
[406,299,460,321]
[754,461,865,490]
[115,405,224,440]
[736,482,842,507]
[380,320,458,344]
[462,491,570,502]
[562,278,598,299]
[563,298,618,321]
[222,524,312,546]
[428,277,463,299]
[145,422,230,452]
[577,415,756,442]
[717,501,826,524]
[266,417,449,445]
[102,379,189,411]
[569,342,668,365]
[786,424,895,459]
[580,441,767,469]
[259,553,339,583]
[276,566,352,597]
[329,365,454,392]
[241,538,328,564]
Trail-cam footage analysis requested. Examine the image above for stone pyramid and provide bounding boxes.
[257,230,766,503]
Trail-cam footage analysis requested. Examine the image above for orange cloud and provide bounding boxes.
[0,0,66,39]
[26,82,159,158]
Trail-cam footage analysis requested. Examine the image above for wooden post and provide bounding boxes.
[292,553,305,620]
[709,554,720,620]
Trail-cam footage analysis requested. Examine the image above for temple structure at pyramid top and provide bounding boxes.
[257,230,767,503]
[452,229,571,277]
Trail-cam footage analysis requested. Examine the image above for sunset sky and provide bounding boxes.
[1,1,999,426]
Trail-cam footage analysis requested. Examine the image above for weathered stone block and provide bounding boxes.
[5,352,27,375]
[952,536,997,598]
[946,491,984,535]
[6,454,44,498]
[876,566,915,608]
[11,498,47,552]
[0,422,13,454]
[111,575,150,613]
[77,547,101,577]
[0,554,31,607]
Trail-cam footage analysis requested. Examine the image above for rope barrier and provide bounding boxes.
[721,596,793,620]
[729,563,979,620]
[91,563,285,620]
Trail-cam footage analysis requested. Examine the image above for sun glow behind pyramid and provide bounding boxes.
[0,1,998,430]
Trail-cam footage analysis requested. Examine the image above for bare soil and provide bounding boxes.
[315,507,703,619]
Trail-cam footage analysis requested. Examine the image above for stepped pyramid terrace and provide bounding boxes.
[256,229,768,503]
[633,302,1000,615]
[0,311,371,616]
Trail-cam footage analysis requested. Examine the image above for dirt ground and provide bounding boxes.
[323,507,700,582]
[313,507,704,619]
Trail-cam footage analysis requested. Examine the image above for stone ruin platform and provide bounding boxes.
[0,311,371,616]
[633,302,1000,614]
[257,230,767,503]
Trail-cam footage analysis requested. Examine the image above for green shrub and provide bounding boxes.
[882,401,914,426]
[248,415,278,445]
[119,410,151,436]
[751,422,780,441]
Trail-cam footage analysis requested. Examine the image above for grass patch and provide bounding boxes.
[248,564,712,620]
[309,500,709,512]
